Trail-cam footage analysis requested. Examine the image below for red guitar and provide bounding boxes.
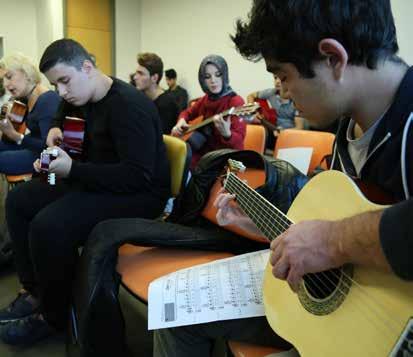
[60,116,85,159]
[1,100,27,135]
[254,98,278,132]
[41,116,85,185]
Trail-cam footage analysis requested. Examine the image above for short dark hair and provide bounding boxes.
[137,53,163,84]
[165,69,177,79]
[39,39,96,73]
[232,0,399,78]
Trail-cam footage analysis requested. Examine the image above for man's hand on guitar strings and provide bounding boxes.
[269,220,343,292]
[48,146,72,178]
[46,127,63,147]
[214,188,262,236]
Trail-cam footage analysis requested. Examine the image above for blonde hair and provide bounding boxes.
[0,53,41,86]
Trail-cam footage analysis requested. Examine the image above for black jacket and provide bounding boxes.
[332,66,413,280]
[69,149,308,357]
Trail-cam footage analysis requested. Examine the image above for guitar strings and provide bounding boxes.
[226,177,400,352]
[225,174,408,337]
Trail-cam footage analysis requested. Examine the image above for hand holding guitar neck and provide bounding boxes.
[38,147,59,185]
[171,118,189,137]
[37,146,73,185]
[212,112,232,138]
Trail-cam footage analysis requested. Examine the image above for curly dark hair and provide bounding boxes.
[231,0,399,77]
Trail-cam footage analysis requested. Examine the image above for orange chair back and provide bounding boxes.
[244,124,266,154]
[274,129,335,174]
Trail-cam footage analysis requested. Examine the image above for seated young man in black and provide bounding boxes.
[134,53,179,134]
[154,0,413,356]
[0,39,170,346]
[165,68,189,113]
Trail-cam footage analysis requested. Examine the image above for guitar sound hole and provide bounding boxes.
[303,269,341,300]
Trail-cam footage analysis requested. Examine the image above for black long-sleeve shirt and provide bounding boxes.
[50,78,170,196]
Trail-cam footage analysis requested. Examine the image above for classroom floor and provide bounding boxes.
[0,264,66,357]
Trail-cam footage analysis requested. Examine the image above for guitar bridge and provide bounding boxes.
[390,318,413,356]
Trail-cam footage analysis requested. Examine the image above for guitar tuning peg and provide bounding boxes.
[48,173,56,186]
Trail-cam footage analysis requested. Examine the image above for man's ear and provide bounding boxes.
[81,60,94,75]
[151,73,159,85]
[318,39,348,80]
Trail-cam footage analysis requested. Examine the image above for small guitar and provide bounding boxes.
[1,100,27,135]
[223,159,413,357]
[60,116,85,159]
[254,98,279,132]
[41,116,85,185]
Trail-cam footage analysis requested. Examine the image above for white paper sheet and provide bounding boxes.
[276,147,313,175]
[148,249,270,330]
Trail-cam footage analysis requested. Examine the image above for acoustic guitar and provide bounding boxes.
[254,98,279,132]
[0,100,27,135]
[60,116,85,159]
[223,160,413,357]
[180,103,260,142]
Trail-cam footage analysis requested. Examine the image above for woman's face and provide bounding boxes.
[204,64,223,94]
[3,69,31,99]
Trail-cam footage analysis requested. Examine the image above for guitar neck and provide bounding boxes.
[185,109,232,134]
[225,173,293,240]
[259,117,278,132]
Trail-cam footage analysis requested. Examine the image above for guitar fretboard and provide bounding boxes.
[224,173,293,241]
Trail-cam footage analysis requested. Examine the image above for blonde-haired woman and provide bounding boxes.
[0,53,60,174]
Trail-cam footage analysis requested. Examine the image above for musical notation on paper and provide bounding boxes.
[148,249,269,330]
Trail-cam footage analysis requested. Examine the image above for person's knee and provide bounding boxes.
[28,214,63,254]
[6,184,26,218]
[88,219,119,246]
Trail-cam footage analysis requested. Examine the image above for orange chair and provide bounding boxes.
[117,134,234,303]
[6,173,32,189]
[228,341,297,357]
[244,124,266,154]
[117,167,267,302]
[273,129,335,175]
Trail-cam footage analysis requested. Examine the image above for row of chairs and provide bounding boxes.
[118,128,335,356]
[3,125,334,355]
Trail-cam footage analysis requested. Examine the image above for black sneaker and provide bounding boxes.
[0,314,54,346]
[0,292,39,324]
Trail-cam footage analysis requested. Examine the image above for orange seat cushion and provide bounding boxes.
[117,244,233,301]
[228,340,288,357]
[6,174,32,183]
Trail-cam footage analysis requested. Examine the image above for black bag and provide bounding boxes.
[67,149,308,357]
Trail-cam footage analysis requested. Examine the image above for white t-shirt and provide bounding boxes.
[346,117,384,176]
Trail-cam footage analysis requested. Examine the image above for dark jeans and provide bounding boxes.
[5,178,167,329]
[0,141,38,174]
[153,317,292,357]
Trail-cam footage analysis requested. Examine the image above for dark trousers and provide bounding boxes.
[0,141,38,174]
[154,317,292,357]
[6,178,167,329]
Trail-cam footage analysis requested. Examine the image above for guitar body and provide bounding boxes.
[263,170,413,356]
[255,98,277,126]
[181,116,203,142]
[62,116,85,158]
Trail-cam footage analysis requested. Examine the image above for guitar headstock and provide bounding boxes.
[230,103,261,123]
[222,159,246,189]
